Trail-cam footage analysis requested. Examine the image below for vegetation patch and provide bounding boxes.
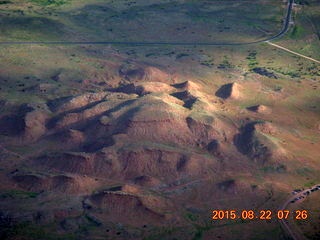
[218,57,234,69]
[185,212,198,222]
[260,164,286,173]
[0,221,76,240]
[290,25,305,39]
[252,67,277,78]
[0,190,39,199]
[0,0,11,4]
[28,0,67,6]
[247,50,258,69]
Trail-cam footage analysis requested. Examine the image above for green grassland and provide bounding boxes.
[276,0,320,60]
[0,0,284,43]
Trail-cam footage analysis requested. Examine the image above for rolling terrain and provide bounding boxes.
[0,0,285,43]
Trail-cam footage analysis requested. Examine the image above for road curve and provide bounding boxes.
[279,184,320,240]
[0,0,294,46]
[267,0,294,41]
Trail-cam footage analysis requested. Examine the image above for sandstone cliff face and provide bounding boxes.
[24,109,49,141]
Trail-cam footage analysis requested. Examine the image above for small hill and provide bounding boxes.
[87,191,173,226]
[54,129,85,147]
[0,104,49,141]
[234,122,284,163]
[137,81,175,95]
[172,80,201,91]
[48,92,109,113]
[12,173,98,194]
[35,152,100,176]
[24,108,49,141]
[119,64,171,83]
[215,82,242,99]
[247,105,272,114]
[133,175,162,187]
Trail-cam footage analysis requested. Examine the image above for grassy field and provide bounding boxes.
[276,0,320,60]
[0,0,284,43]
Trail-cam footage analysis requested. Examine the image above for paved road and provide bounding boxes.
[279,184,320,240]
[268,0,294,41]
[0,0,294,46]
